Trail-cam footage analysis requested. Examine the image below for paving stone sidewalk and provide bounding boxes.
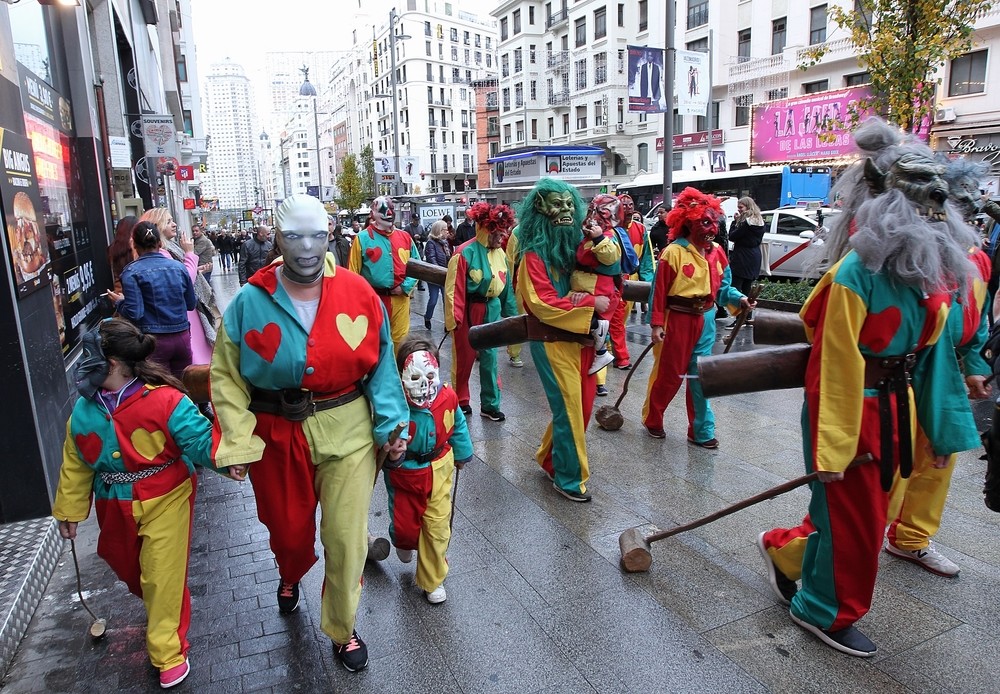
[2,271,998,693]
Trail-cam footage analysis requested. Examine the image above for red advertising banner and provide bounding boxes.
[656,130,724,152]
[183,198,196,210]
[175,164,194,181]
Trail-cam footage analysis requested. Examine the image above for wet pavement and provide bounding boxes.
[2,266,999,693]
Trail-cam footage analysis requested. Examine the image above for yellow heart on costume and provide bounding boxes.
[443,408,455,432]
[397,248,411,264]
[131,428,166,461]
[469,268,484,284]
[336,313,369,350]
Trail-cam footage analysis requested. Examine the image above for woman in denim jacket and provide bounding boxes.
[107,222,196,379]
[422,220,452,330]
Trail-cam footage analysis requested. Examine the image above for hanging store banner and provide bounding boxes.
[627,45,667,113]
[1,128,50,298]
[141,114,177,159]
[750,87,872,165]
[400,156,420,184]
[675,49,709,117]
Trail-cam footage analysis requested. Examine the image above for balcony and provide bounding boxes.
[547,51,569,70]
[428,118,438,126]
[548,90,570,107]
[547,8,568,29]
[486,126,500,137]
[795,37,855,65]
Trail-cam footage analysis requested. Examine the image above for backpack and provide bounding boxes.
[613,226,640,275]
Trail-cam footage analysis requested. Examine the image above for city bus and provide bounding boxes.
[616,165,832,217]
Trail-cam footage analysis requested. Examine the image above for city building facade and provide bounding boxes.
[202,59,258,210]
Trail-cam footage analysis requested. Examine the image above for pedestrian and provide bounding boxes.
[211,194,409,672]
[514,178,606,502]
[648,204,670,257]
[190,224,215,282]
[757,117,981,658]
[444,201,518,421]
[422,220,452,329]
[442,214,455,244]
[327,216,352,268]
[106,221,197,380]
[53,318,213,689]
[107,215,137,294]
[217,233,234,272]
[348,196,420,346]
[405,215,427,291]
[454,210,476,245]
[609,194,655,368]
[726,196,766,326]
[641,187,752,448]
[139,208,219,366]
[238,225,274,285]
[384,337,473,604]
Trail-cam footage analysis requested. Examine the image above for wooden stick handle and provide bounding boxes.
[374,422,407,480]
[644,454,873,545]
[613,342,655,408]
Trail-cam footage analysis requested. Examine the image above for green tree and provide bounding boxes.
[360,144,376,200]
[801,1,992,133]
[335,154,366,217]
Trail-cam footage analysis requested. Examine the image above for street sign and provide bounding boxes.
[242,210,253,222]
[376,172,399,185]
[175,165,194,181]
[183,198,196,210]
[253,205,263,214]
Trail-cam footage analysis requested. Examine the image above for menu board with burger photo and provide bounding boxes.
[1,127,50,298]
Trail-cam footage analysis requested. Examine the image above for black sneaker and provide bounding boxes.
[756,532,797,605]
[596,385,609,397]
[553,482,591,502]
[333,630,369,672]
[789,612,877,658]
[424,318,432,330]
[277,581,299,613]
[460,404,472,415]
[481,409,506,422]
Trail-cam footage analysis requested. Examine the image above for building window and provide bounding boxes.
[771,18,786,55]
[529,44,537,64]
[176,55,188,82]
[637,143,649,171]
[734,96,750,126]
[424,21,432,36]
[182,110,193,135]
[475,34,481,47]
[529,6,535,24]
[427,64,434,80]
[515,83,524,107]
[575,17,586,47]
[502,87,510,110]
[513,9,522,34]
[618,3,625,27]
[595,52,607,85]
[949,49,987,96]
[845,71,870,87]
[639,1,648,31]
[450,27,458,42]
[576,105,587,130]
[576,58,587,90]
[501,54,509,78]
[486,53,492,68]
[595,7,607,39]
[687,0,709,29]
[486,36,491,49]
[530,80,537,101]
[563,113,570,134]
[803,79,828,94]
[696,102,720,132]
[475,51,482,64]
[810,5,827,45]
[594,100,604,126]
[514,48,523,72]
[426,41,432,56]
[500,17,508,41]
[766,87,788,101]
[463,30,470,45]
[452,46,459,61]
[738,29,751,58]
[687,37,708,52]
[548,117,554,137]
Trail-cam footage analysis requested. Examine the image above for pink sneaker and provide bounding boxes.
[160,659,190,689]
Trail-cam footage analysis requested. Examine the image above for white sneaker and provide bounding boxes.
[590,318,610,347]
[885,542,959,577]
[588,349,615,375]
[425,584,447,604]
[396,547,415,563]
[508,356,524,367]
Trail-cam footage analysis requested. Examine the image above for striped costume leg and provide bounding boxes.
[475,302,501,412]
[383,465,433,551]
[415,452,456,593]
[686,312,719,443]
[451,319,476,407]
[609,294,630,365]
[530,340,596,494]
[642,313,702,431]
[887,426,954,551]
[389,295,411,348]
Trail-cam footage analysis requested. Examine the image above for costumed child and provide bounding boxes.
[384,337,473,604]
[570,194,623,375]
[52,318,214,689]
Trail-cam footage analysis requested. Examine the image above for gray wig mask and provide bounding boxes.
[73,327,109,399]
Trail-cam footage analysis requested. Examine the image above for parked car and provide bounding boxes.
[758,207,840,280]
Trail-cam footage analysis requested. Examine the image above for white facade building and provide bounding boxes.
[203,60,257,210]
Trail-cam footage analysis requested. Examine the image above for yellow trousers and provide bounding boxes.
[886,427,954,550]
[388,294,411,348]
[417,452,456,593]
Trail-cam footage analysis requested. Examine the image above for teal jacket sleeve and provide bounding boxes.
[449,405,474,462]
[638,232,655,283]
[363,302,411,446]
[399,237,420,295]
[167,394,215,471]
[912,325,981,456]
[716,264,745,311]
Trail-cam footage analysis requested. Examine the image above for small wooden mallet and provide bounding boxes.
[619,454,873,572]
[594,342,655,431]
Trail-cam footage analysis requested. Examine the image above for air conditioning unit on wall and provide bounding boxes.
[935,107,957,123]
[615,123,625,133]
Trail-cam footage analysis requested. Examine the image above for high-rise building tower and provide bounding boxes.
[203,60,257,210]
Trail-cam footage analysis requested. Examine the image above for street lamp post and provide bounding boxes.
[387,8,411,197]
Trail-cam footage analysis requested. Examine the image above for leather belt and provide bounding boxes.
[99,458,176,485]
[248,386,363,422]
[466,294,488,304]
[525,313,592,346]
[373,287,394,297]
[863,353,917,491]
[667,295,715,314]
[402,444,447,466]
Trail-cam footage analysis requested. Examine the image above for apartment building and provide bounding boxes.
[203,60,258,209]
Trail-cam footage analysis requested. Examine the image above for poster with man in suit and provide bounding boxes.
[627,46,667,113]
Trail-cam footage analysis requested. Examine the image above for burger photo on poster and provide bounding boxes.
[8,191,47,282]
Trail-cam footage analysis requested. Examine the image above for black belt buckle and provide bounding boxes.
[279,389,315,421]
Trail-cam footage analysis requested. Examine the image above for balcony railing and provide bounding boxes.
[547,51,569,69]
[546,9,568,28]
[795,37,854,65]
[548,90,570,106]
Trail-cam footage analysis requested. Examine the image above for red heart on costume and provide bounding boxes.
[245,323,282,363]
[682,264,695,278]
[498,271,507,284]
[858,306,901,353]
[75,432,103,464]
[366,246,382,263]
